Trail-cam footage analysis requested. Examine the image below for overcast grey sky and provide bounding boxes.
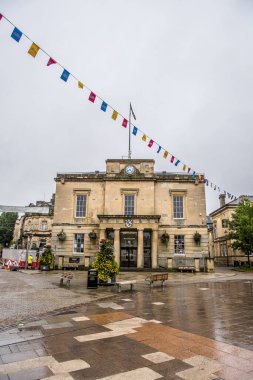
[0,0,252,214]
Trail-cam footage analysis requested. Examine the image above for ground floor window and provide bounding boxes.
[219,242,227,256]
[174,235,185,255]
[74,233,84,253]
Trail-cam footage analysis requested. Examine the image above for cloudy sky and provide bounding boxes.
[0,0,252,214]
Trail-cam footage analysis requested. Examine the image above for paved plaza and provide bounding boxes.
[0,269,253,379]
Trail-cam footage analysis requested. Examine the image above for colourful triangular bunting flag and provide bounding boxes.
[89,92,96,103]
[101,101,107,112]
[163,151,168,158]
[11,27,22,42]
[157,146,161,153]
[112,110,118,120]
[28,42,40,58]
[132,126,138,135]
[142,134,147,142]
[47,57,56,66]
[78,81,84,88]
[175,160,180,166]
[183,164,186,171]
[122,118,128,128]
[170,155,175,163]
[148,139,154,148]
[60,69,70,82]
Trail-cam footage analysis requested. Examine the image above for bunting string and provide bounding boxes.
[1,12,249,206]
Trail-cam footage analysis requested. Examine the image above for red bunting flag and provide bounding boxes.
[188,168,191,173]
[89,92,96,103]
[122,118,128,128]
[170,155,175,163]
[148,139,154,148]
[0,14,3,20]
[47,57,56,66]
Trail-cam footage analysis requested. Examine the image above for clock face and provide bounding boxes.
[125,165,135,175]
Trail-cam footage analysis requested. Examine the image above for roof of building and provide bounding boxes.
[209,195,253,217]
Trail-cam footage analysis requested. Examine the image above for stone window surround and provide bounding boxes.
[120,188,139,215]
[73,189,91,220]
[169,190,187,221]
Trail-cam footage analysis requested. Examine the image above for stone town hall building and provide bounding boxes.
[52,159,208,269]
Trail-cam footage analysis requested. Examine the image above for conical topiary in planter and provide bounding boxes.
[92,240,119,285]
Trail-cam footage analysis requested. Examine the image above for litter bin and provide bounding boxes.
[87,268,98,289]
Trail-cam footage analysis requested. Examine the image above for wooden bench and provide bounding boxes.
[60,274,73,288]
[115,280,136,293]
[178,266,195,273]
[146,273,168,287]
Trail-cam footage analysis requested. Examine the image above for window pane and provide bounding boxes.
[174,235,185,255]
[124,195,135,215]
[74,233,84,253]
[173,196,184,218]
[76,195,86,217]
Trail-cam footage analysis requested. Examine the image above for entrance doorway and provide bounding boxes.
[120,231,137,268]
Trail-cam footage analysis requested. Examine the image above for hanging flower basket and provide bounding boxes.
[89,231,97,240]
[57,230,66,242]
[161,232,170,247]
[193,232,201,246]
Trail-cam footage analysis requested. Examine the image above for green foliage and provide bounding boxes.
[193,232,201,246]
[92,240,119,282]
[228,203,253,255]
[39,245,53,266]
[161,232,169,247]
[0,212,18,247]
[57,230,66,242]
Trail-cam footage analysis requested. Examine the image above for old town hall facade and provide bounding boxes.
[52,159,208,269]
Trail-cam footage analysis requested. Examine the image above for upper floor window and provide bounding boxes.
[124,195,135,215]
[174,235,185,255]
[173,195,184,219]
[41,221,48,231]
[222,219,229,228]
[73,233,84,253]
[76,195,87,218]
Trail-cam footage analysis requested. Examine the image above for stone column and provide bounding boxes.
[194,258,200,272]
[167,258,173,270]
[206,258,214,272]
[99,228,106,241]
[152,230,158,269]
[137,229,144,268]
[114,229,120,265]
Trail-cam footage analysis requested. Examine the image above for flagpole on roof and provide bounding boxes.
[128,103,136,159]
[128,103,131,159]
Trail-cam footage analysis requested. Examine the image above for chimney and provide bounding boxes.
[219,194,226,207]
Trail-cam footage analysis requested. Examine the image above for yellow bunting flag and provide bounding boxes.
[163,150,168,159]
[112,110,118,120]
[142,134,147,142]
[183,164,186,171]
[78,81,84,89]
[198,174,201,180]
[28,42,40,58]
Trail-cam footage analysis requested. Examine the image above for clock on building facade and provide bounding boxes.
[125,165,136,175]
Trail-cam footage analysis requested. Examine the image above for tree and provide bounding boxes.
[92,240,119,283]
[0,212,18,247]
[228,203,253,266]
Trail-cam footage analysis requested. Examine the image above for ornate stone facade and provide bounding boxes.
[52,159,208,269]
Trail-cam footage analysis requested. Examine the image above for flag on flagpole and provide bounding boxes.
[130,103,136,120]
[47,57,56,66]
[78,81,84,88]
[132,126,138,135]
[60,69,70,82]
[122,118,128,128]
[163,151,168,158]
[101,101,107,112]
[11,27,22,42]
[112,110,118,120]
[28,42,40,58]
[89,92,96,103]
[142,134,147,141]
[170,155,175,163]
[157,146,161,153]
[148,139,154,148]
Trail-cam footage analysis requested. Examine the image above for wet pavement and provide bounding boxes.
[0,269,253,379]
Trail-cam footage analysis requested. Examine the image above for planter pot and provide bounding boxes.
[40,265,50,271]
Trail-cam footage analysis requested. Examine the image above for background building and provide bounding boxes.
[209,194,253,266]
[52,159,208,269]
